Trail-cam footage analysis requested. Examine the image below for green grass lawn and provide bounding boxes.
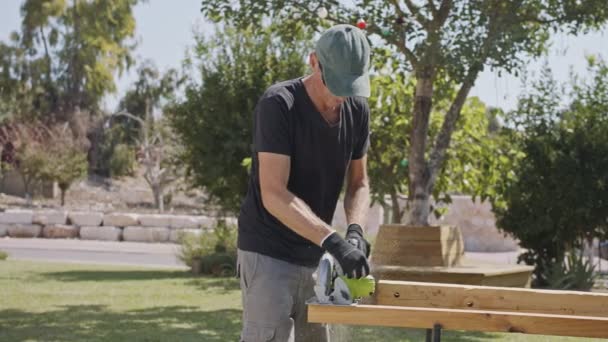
[0,260,604,341]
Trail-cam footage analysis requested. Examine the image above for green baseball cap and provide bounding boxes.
[315,24,371,98]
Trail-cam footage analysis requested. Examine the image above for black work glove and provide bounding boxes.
[345,223,371,258]
[322,232,370,279]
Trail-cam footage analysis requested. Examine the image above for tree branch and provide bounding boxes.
[290,1,348,26]
[427,4,500,188]
[427,0,438,18]
[434,0,452,28]
[388,0,408,22]
[367,23,419,70]
[427,72,477,179]
[401,0,432,29]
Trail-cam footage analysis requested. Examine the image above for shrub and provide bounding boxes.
[109,143,136,178]
[177,218,237,277]
[14,143,48,200]
[492,61,608,288]
[0,250,8,261]
[542,251,597,291]
[36,138,88,206]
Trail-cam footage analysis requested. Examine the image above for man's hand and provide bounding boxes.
[345,223,371,258]
[322,232,370,278]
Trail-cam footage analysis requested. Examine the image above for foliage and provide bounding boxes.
[368,65,513,222]
[493,57,608,287]
[5,122,87,205]
[0,0,139,121]
[109,110,182,212]
[176,219,238,277]
[201,0,608,225]
[116,60,184,143]
[13,142,48,201]
[169,24,311,215]
[543,251,597,291]
[19,127,88,206]
[42,143,88,206]
[108,143,136,178]
[0,250,8,261]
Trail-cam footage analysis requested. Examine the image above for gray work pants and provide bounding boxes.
[237,249,329,342]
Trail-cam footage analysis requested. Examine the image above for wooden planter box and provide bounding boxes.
[372,224,465,267]
[370,224,533,287]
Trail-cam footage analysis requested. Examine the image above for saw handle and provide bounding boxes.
[321,232,370,279]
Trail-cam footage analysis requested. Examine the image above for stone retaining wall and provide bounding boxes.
[0,209,230,243]
[1,195,519,252]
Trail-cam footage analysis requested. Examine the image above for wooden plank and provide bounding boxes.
[377,225,460,241]
[480,271,532,288]
[308,303,608,339]
[372,254,449,266]
[374,264,534,276]
[375,280,608,317]
[374,268,485,285]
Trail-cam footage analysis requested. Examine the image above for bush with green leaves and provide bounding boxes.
[37,138,88,206]
[0,250,8,261]
[176,219,238,277]
[109,143,136,178]
[12,127,88,206]
[542,252,597,291]
[169,23,311,215]
[14,143,48,201]
[493,57,608,288]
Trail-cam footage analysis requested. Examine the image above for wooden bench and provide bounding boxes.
[308,280,608,340]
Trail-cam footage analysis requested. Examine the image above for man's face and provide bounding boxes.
[311,53,346,106]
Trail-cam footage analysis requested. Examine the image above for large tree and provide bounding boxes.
[367,67,511,223]
[0,0,139,122]
[116,60,183,144]
[201,0,608,225]
[169,24,311,215]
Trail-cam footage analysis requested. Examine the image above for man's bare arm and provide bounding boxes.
[258,152,335,246]
[344,156,370,229]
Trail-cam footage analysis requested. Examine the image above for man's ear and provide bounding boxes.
[309,52,319,71]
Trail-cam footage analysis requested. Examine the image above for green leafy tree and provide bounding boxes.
[201,0,608,225]
[0,0,139,122]
[40,142,88,206]
[13,126,88,206]
[14,143,48,203]
[116,60,184,144]
[368,67,513,223]
[493,58,608,288]
[169,24,311,214]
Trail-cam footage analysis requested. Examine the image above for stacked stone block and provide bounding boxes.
[0,209,220,243]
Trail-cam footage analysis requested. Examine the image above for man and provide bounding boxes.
[237,24,372,342]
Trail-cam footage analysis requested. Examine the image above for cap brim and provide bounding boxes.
[323,68,370,98]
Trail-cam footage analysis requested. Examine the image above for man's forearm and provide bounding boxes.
[344,180,370,229]
[262,189,335,246]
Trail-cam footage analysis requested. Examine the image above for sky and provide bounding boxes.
[1,0,607,113]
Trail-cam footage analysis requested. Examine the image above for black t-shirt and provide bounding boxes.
[237,77,370,267]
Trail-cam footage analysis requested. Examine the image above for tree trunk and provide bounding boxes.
[60,189,66,206]
[390,190,402,224]
[406,68,435,226]
[152,185,164,213]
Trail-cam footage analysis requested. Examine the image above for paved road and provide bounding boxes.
[3,237,606,272]
[0,237,187,269]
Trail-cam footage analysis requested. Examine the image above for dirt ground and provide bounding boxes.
[0,167,213,215]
